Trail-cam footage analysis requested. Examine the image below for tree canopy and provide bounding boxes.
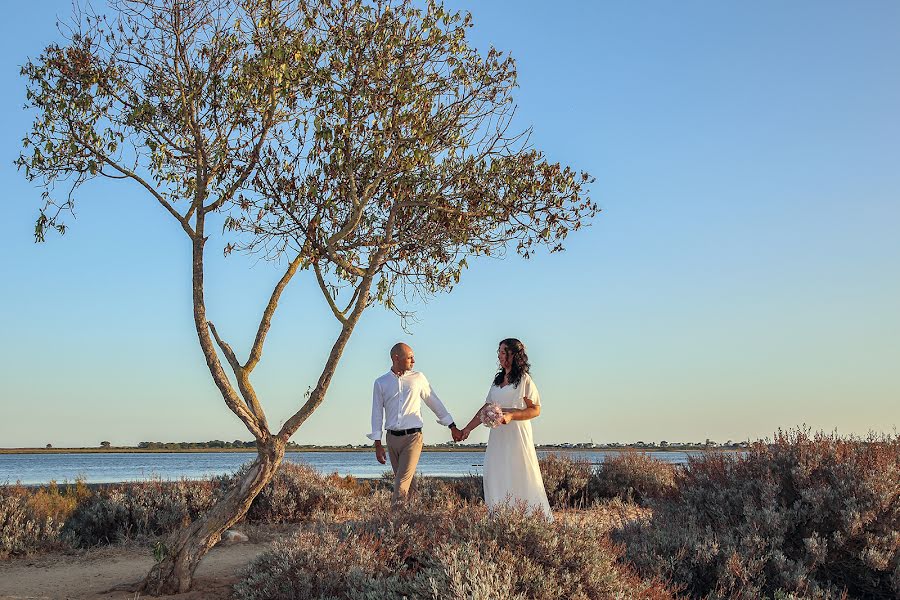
[17,0,597,593]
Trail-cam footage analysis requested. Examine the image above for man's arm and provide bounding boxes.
[420,375,462,440]
[367,380,387,464]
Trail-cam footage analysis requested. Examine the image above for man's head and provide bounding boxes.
[390,343,415,374]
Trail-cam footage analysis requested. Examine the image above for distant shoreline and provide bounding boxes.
[0,446,736,455]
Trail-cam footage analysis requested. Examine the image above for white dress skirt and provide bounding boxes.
[482,373,552,518]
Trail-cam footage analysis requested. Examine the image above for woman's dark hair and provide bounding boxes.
[493,338,530,387]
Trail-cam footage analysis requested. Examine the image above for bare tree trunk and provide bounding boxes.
[139,215,282,595]
[138,202,382,594]
[141,438,285,595]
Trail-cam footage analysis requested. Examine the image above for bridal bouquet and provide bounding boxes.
[479,403,505,428]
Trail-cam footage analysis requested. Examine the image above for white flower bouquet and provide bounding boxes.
[479,403,505,428]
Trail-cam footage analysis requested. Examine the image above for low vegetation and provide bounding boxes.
[233,502,673,600]
[2,431,897,599]
[61,478,225,547]
[618,429,900,599]
[590,452,677,505]
[0,479,88,558]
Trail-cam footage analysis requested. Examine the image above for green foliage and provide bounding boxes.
[18,0,596,316]
[618,429,900,599]
[241,0,597,315]
[17,1,318,242]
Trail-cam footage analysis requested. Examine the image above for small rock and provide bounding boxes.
[218,529,249,545]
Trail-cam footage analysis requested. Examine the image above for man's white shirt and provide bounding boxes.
[368,370,454,441]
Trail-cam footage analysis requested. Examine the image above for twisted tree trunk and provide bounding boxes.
[141,437,285,594]
[138,212,379,594]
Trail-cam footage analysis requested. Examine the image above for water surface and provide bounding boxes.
[0,450,703,485]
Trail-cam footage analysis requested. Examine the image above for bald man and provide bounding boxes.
[367,343,463,506]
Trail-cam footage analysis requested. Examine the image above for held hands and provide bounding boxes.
[451,426,472,442]
[449,396,536,444]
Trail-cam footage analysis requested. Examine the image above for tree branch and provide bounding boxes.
[245,252,305,372]
[190,220,264,440]
[277,202,401,440]
[207,321,242,375]
[313,261,348,324]
[204,82,279,215]
[65,120,194,237]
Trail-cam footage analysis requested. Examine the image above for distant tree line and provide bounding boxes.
[136,440,307,450]
[138,440,256,450]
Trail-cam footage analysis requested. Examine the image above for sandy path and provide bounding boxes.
[0,541,271,600]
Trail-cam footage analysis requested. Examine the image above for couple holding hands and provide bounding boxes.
[367,338,552,517]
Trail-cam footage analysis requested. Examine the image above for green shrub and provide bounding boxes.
[61,478,222,547]
[539,453,593,508]
[619,429,900,599]
[243,462,365,523]
[590,452,676,505]
[235,501,674,600]
[447,474,484,504]
[59,462,368,547]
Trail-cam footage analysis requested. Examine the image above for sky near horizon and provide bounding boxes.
[1,1,898,448]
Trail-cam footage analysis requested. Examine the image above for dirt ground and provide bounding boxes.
[0,526,293,600]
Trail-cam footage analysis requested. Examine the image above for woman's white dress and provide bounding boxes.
[483,373,552,517]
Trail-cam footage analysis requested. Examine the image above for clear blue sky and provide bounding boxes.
[1,1,898,448]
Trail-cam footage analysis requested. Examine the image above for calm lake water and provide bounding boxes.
[0,450,704,485]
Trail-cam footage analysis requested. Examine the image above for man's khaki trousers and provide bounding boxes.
[386,431,423,506]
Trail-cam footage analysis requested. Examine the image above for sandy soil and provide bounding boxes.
[0,526,291,600]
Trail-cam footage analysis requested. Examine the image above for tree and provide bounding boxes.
[18,0,597,594]
[100,441,111,448]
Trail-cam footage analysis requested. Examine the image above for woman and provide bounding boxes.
[461,338,552,517]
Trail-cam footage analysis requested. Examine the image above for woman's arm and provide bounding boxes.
[500,396,540,423]
[461,406,487,439]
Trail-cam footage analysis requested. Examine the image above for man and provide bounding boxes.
[368,343,463,506]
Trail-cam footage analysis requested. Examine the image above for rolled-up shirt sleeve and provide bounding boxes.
[367,380,384,441]
[421,375,455,426]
